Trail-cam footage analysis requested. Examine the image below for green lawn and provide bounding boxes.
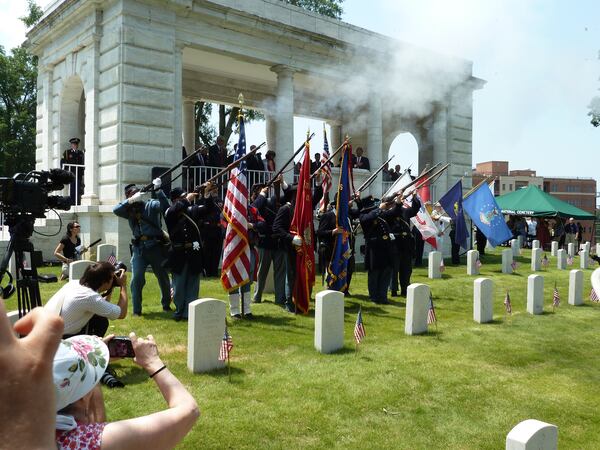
[8,248,600,449]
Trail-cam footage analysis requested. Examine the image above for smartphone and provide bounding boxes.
[108,336,135,358]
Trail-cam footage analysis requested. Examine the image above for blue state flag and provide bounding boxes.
[439,180,469,250]
[463,183,512,247]
[326,143,352,292]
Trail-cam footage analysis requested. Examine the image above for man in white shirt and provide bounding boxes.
[46,262,128,337]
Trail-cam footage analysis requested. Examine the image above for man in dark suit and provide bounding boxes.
[352,147,370,170]
[208,135,227,167]
[311,153,321,174]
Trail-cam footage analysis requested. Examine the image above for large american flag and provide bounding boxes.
[219,325,233,361]
[220,116,251,291]
[504,291,512,314]
[107,252,117,266]
[318,128,332,211]
[354,307,365,344]
[552,286,560,308]
[427,293,437,325]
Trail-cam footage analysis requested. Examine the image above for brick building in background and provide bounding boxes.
[472,161,597,243]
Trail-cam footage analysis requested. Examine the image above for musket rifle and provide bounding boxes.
[141,144,210,192]
[309,138,349,180]
[385,163,450,203]
[74,238,102,258]
[264,133,316,188]
[356,155,394,193]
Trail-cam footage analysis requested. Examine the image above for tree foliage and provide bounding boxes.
[0,1,41,176]
[284,0,344,19]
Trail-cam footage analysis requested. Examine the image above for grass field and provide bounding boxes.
[6,247,600,449]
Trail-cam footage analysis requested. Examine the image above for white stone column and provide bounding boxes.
[431,104,449,199]
[39,64,54,171]
[557,249,566,270]
[265,114,277,164]
[568,243,575,258]
[328,121,342,151]
[171,44,184,168]
[428,251,442,279]
[532,239,540,250]
[367,94,383,197]
[580,250,589,269]
[511,239,519,257]
[405,283,430,335]
[551,241,558,257]
[81,11,104,205]
[182,98,196,155]
[271,65,295,183]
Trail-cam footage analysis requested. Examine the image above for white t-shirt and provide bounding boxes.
[45,280,121,335]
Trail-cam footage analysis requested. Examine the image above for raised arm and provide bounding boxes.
[101,334,199,450]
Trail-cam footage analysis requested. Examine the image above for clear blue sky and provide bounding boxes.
[1,0,598,186]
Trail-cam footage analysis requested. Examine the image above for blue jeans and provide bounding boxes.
[172,261,200,319]
[130,244,171,315]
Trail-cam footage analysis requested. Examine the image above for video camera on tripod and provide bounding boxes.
[0,169,74,218]
[0,169,74,317]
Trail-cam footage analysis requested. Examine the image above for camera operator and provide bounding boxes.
[54,221,84,281]
[113,178,172,316]
[45,262,128,338]
[45,261,128,388]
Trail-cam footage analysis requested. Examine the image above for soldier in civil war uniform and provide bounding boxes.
[359,191,420,304]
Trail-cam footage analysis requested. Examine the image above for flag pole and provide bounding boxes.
[238,93,246,320]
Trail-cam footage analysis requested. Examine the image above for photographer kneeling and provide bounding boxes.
[46,261,128,387]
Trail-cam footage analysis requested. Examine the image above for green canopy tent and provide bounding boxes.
[495,185,595,219]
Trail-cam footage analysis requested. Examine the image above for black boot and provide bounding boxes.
[101,366,124,388]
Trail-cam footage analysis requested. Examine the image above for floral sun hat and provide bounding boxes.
[53,335,109,411]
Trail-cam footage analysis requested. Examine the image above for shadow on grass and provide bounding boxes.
[138,311,176,321]
[113,365,156,386]
[204,365,247,382]
[235,314,298,327]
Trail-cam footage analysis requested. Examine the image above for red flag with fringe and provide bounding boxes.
[290,139,315,314]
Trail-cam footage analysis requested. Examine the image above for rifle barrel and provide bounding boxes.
[142,144,208,192]
[266,133,315,187]
[309,139,348,180]
[357,155,394,192]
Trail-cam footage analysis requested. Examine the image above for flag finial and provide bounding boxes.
[237,93,245,120]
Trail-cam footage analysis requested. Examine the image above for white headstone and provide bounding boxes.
[583,241,590,253]
[531,239,540,250]
[314,290,344,353]
[556,249,566,270]
[567,242,575,258]
[97,243,117,262]
[69,260,95,281]
[502,249,513,274]
[517,235,523,249]
[467,250,480,276]
[580,250,589,270]
[187,298,226,373]
[405,283,430,335]
[511,239,520,257]
[551,241,558,257]
[568,269,583,306]
[428,251,442,279]
[531,248,542,272]
[527,274,544,315]
[506,419,557,450]
[596,243,600,257]
[473,278,493,324]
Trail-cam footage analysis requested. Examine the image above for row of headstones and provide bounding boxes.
[186,296,560,449]
[68,244,118,280]
[428,241,593,280]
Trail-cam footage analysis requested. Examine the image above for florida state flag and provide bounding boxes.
[290,138,315,314]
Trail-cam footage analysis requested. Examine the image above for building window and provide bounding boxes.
[551,184,558,191]
[509,184,513,190]
[502,184,505,191]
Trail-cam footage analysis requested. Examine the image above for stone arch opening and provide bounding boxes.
[386,132,419,188]
[59,75,86,153]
